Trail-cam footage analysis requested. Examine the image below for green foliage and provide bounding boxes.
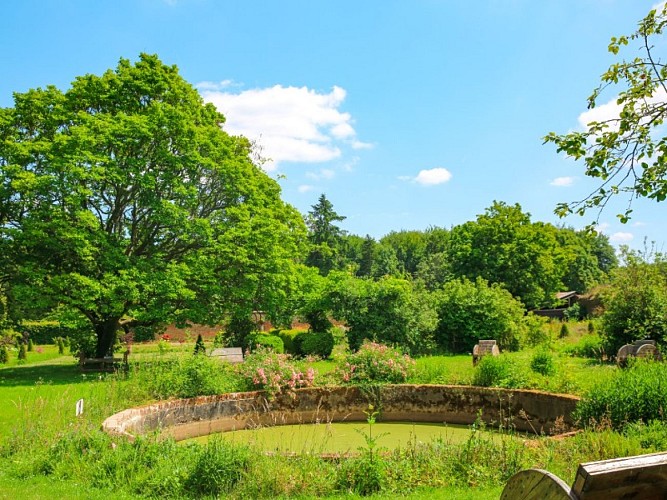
[236,346,315,396]
[272,329,302,355]
[306,193,347,275]
[225,316,256,347]
[19,320,84,345]
[0,53,306,358]
[446,202,565,309]
[523,313,550,347]
[297,330,335,359]
[434,277,526,353]
[337,341,415,384]
[337,406,388,495]
[379,229,428,276]
[563,303,583,321]
[601,249,667,353]
[243,332,284,354]
[530,349,556,376]
[588,320,596,334]
[129,355,240,400]
[325,272,438,355]
[193,334,206,356]
[575,360,667,429]
[184,438,251,496]
[55,337,66,355]
[564,333,605,360]
[304,308,333,334]
[0,345,8,364]
[545,4,667,221]
[559,323,570,338]
[17,342,26,362]
[472,355,525,388]
[27,339,33,352]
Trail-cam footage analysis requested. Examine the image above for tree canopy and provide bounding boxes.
[0,54,306,357]
[545,4,667,223]
[305,193,346,275]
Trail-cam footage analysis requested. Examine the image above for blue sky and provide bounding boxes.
[2,0,665,250]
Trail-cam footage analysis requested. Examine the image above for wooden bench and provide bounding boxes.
[472,339,499,365]
[617,340,662,367]
[210,347,244,364]
[79,350,130,372]
[501,451,667,499]
[80,357,123,372]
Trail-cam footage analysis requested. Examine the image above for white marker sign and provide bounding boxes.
[76,398,84,416]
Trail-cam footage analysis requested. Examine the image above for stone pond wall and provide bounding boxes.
[102,385,580,442]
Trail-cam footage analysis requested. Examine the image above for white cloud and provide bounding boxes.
[413,167,453,186]
[550,176,575,187]
[306,168,335,181]
[199,84,369,171]
[196,80,236,91]
[595,222,610,233]
[633,221,648,227]
[610,232,634,242]
[297,184,315,193]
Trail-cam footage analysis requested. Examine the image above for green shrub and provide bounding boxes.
[0,345,8,364]
[243,332,284,354]
[17,342,27,362]
[559,323,570,338]
[563,303,583,321]
[193,334,206,355]
[600,251,667,354]
[225,316,256,347]
[472,355,524,388]
[237,347,315,396]
[523,313,550,347]
[184,439,252,496]
[564,333,604,359]
[55,337,65,354]
[530,349,556,376]
[129,355,240,400]
[304,309,333,334]
[27,339,34,351]
[575,360,667,429]
[273,329,303,355]
[624,420,667,451]
[19,320,81,345]
[588,320,596,334]
[337,341,415,384]
[434,277,526,353]
[300,330,335,358]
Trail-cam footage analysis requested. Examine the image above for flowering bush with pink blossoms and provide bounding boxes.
[337,341,415,385]
[237,346,315,397]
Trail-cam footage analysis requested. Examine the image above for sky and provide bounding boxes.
[1,0,666,250]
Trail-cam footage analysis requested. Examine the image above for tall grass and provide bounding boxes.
[575,359,667,429]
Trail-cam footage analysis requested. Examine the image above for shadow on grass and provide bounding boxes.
[0,363,101,387]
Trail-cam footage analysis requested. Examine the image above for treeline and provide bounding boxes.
[304,195,616,310]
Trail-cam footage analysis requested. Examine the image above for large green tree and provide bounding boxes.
[0,54,306,357]
[447,201,564,309]
[545,5,667,222]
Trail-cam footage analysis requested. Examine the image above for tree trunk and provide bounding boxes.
[95,317,120,358]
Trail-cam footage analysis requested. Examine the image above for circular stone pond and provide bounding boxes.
[102,385,580,449]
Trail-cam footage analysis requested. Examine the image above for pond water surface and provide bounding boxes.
[183,421,525,454]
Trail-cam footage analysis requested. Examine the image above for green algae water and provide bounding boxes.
[183,421,522,454]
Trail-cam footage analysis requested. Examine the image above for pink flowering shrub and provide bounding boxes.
[237,346,315,397]
[337,341,415,385]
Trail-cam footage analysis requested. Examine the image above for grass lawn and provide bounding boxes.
[0,334,629,499]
